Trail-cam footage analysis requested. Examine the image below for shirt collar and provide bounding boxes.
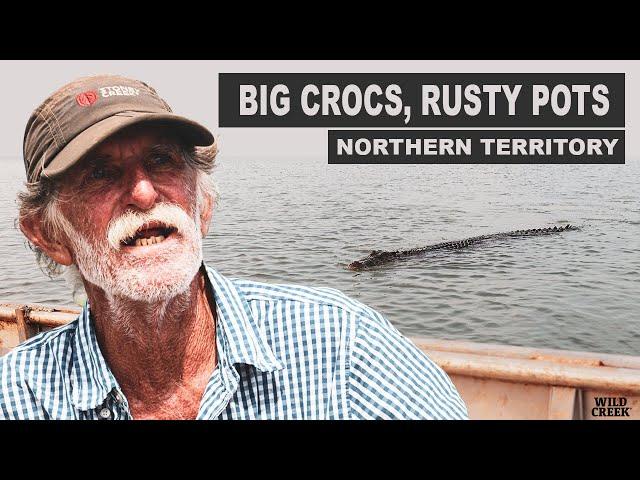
[70,302,119,411]
[204,264,283,373]
[69,263,283,411]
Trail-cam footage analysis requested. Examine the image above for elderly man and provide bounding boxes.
[0,74,467,420]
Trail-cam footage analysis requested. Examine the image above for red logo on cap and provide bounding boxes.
[76,90,98,107]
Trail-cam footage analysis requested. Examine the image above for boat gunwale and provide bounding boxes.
[2,301,640,394]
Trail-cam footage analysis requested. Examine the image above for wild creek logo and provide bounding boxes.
[591,397,630,417]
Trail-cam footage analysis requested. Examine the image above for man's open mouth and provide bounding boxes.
[121,223,178,248]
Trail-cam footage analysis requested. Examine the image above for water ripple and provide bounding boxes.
[1,158,639,355]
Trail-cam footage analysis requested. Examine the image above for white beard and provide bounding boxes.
[62,202,204,303]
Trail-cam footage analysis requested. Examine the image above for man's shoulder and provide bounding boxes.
[0,320,78,373]
[0,319,79,419]
[231,276,378,319]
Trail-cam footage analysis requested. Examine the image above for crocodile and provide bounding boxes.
[347,225,579,271]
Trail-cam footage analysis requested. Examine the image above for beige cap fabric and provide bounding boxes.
[23,74,214,183]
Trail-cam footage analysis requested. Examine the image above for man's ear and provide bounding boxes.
[199,192,214,238]
[19,214,73,266]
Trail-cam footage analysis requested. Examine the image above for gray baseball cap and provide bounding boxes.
[23,74,215,184]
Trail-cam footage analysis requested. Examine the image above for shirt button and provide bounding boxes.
[99,408,112,420]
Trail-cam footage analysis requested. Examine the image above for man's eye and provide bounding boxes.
[91,167,107,180]
[150,154,173,166]
[87,166,117,182]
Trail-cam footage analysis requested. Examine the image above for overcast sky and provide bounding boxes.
[0,60,635,162]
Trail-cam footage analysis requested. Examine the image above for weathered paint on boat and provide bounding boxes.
[2,302,638,419]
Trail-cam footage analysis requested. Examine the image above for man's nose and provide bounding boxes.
[126,170,158,210]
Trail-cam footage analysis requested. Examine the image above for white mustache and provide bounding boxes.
[106,203,197,250]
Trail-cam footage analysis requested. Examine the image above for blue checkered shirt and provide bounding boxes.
[0,264,467,419]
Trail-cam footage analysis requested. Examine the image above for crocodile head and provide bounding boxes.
[347,260,365,271]
[348,250,395,271]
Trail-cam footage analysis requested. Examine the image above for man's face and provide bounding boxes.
[52,126,209,302]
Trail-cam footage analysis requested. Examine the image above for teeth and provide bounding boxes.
[132,235,167,247]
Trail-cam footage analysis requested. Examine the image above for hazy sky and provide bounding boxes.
[0,60,635,162]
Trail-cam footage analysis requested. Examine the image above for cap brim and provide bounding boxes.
[42,111,215,179]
